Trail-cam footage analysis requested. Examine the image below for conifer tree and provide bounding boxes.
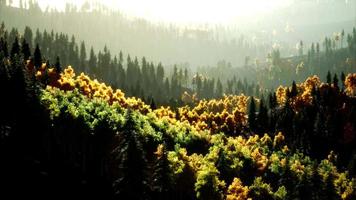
[290,81,298,98]
[21,38,31,60]
[33,44,42,68]
[248,96,257,132]
[112,110,148,200]
[55,56,62,73]
[10,36,19,59]
[333,73,339,89]
[151,144,173,199]
[326,71,332,85]
[257,98,269,134]
[215,78,223,98]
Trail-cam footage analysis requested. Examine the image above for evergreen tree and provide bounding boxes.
[151,144,173,199]
[150,97,157,110]
[326,71,332,85]
[341,72,346,91]
[333,73,339,89]
[33,44,42,68]
[290,81,298,98]
[112,110,148,200]
[215,78,223,98]
[299,40,303,56]
[88,47,97,75]
[21,38,31,60]
[0,38,8,57]
[79,41,87,72]
[184,68,188,87]
[268,92,277,109]
[257,98,269,134]
[55,56,62,73]
[23,26,33,50]
[248,96,257,132]
[10,36,20,58]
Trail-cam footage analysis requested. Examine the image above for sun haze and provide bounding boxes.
[12,0,292,24]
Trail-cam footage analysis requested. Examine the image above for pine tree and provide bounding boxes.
[268,92,277,109]
[257,98,269,134]
[0,38,8,57]
[23,26,33,50]
[299,40,303,56]
[248,96,257,132]
[184,68,188,87]
[88,47,97,75]
[79,41,87,72]
[55,56,62,73]
[10,36,20,59]
[333,73,339,89]
[21,39,31,60]
[112,110,148,200]
[215,78,223,98]
[341,72,346,91]
[290,81,298,98]
[151,144,173,200]
[326,71,332,85]
[150,97,157,110]
[33,44,42,68]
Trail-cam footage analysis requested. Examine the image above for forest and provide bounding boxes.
[1,1,356,200]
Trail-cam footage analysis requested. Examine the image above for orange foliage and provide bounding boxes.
[177,95,248,134]
[345,73,356,96]
[36,65,151,114]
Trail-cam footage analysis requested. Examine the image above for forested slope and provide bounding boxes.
[1,34,356,199]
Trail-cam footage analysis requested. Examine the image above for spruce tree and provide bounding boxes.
[10,36,20,59]
[341,72,346,91]
[290,81,298,98]
[0,38,8,57]
[112,110,148,200]
[248,96,257,132]
[257,98,269,134]
[333,73,339,89]
[151,144,173,200]
[55,56,62,73]
[150,97,157,110]
[33,44,42,68]
[216,78,223,98]
[326,71,332,85]
[21,39,31,60]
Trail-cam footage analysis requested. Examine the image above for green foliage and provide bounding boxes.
[195,163,226,200]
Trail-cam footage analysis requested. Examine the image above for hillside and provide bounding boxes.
[1,42,356,199]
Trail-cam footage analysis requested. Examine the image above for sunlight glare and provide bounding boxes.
[13,0,292,24]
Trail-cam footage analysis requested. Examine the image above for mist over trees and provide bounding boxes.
[1,1,356,199]
[0,0,272,68]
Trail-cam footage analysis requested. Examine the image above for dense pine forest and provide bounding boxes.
[1,1,356,200]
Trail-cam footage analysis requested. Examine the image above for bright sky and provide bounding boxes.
[13,0,293,24]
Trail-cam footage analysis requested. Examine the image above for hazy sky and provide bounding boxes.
[12,0,293,24]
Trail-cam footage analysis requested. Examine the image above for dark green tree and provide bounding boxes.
[33,44,42,68]
[0,38,8,57]
[112,110,149,200]
[248,96,257,132]
[290,81,298,98]
[55,56,62,73]
[215,78,223,98]
[341,72,346,91]
[10,36,20,59]
[326,71,332,85]
[21,38,31,60]
[88,46,97,75]
[23,26,33,50]
[79,41,87,72]
[151,144,173,200]
[333,73,339,89]
[257,97,269,134]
